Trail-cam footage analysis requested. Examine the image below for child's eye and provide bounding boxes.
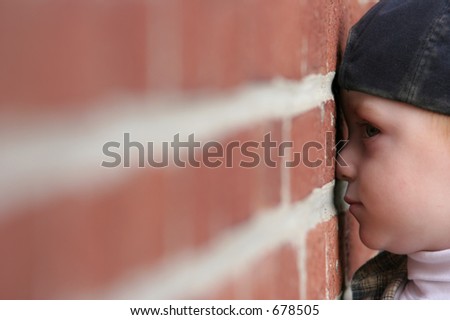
[363,123,380,138]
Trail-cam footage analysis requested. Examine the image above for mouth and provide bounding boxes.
[343,196,361,206]
[343,196,363,214]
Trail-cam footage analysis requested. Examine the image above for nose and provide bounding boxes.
[336,141,357,182]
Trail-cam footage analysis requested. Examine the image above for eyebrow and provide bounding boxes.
[354,104,384,120]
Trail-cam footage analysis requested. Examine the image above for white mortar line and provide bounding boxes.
[358,0,378,5]
[0,73,335,215]
[97,181,336,300]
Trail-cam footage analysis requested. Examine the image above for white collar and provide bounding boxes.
[398,249,450,299]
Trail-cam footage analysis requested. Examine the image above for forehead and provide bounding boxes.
[339,90,418,122]
[340,90,384,117]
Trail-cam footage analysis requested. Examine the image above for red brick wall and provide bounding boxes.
[0,0,377,299]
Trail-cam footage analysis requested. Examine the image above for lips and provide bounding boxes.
[344,196,363,215]
[344,196,361,206]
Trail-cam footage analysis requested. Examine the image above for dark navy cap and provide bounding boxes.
[338,0,450,116]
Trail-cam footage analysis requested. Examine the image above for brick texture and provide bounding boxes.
[343,211,377,280]
[200,244,300,300]
[0,0,148,113]
[290,101,336,201]
[306,216,343,299]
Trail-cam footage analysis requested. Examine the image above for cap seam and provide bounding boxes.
[405,1,450,103]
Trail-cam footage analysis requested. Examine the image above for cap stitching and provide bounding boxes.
[406,1,450,103]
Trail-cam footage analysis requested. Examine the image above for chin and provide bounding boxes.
[359,231,410,254]
[358,228,384,251]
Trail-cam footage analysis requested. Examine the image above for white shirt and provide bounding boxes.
[398,249,450,299]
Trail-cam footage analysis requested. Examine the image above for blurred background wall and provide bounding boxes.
[0,0,377,299]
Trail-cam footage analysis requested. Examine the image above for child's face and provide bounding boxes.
[337,90,450,254]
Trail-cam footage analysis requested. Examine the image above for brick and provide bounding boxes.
[290,102,335,201]
[238,0,305,81]
[198,244,300,299]
[191,120,282,247]
[274,245,301,299]
[202,280,237,300]
[249,244,300,300]
[181,0,380,91]
[179,0,336,91]
[161,167,197,255]
[0,168,167,298]
[148,0,183,91]
[306,216,343,299]
[249,251,279,299]
[0,214,33,299]
[181,0,242,90]
[297,0,331,77]
[240,0,336,80]
[0,0,148,112]
[326,0,345,73]
[343,211,376,280]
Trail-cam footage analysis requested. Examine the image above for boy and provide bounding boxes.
[336,0,450,299]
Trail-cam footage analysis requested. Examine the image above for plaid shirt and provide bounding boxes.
[351,251,408,300]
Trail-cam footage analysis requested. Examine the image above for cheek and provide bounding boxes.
[359,159,413,210]
[359,159,428,232]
